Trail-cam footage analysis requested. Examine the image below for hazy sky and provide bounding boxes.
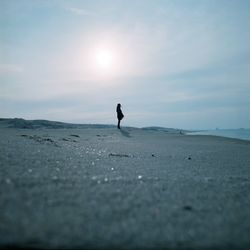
[1,0,250,129]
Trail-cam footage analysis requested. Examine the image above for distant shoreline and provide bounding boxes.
[1,118,249,141]
[187,129,250,141]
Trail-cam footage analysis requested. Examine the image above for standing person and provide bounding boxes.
[116,103,124,129]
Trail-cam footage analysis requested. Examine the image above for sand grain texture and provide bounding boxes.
[0,125,250,249]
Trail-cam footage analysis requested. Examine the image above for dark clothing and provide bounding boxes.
[116,106,124,121]
[116,105,124,129]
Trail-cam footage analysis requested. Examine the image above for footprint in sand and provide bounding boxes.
[20,135,59,146]
[70,134,80,138]
[109,153,133,158]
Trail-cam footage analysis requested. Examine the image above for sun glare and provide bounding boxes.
[95,49,114,70]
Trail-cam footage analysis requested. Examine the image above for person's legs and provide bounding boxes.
[117,119,121,129]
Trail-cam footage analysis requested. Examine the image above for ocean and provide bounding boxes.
[188,129,250,141]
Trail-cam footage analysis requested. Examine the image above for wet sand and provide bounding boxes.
[1,124,250,249]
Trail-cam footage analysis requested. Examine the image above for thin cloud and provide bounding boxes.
[68,7,96,16]
[0,64,23,74]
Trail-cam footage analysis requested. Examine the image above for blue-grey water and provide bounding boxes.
[188,129,250,141]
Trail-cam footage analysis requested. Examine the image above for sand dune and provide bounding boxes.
[0,119,250,249]
[0,118,116,129]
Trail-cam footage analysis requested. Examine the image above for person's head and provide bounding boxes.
[117,103,121,108]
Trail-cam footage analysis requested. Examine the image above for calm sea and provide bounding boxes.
[188,129,250,141]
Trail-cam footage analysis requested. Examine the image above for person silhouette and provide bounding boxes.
[116,103,124,129]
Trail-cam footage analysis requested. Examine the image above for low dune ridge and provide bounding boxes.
[0,118,116,129]
[0,118,250,249]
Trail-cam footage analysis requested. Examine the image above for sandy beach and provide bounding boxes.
[0,119,250,250]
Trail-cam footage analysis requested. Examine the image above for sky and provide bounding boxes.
[0,0,250,129]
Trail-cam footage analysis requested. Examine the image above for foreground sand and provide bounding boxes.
[0,126,250,249]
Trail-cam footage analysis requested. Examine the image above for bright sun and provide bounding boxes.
[95,49,114,70]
